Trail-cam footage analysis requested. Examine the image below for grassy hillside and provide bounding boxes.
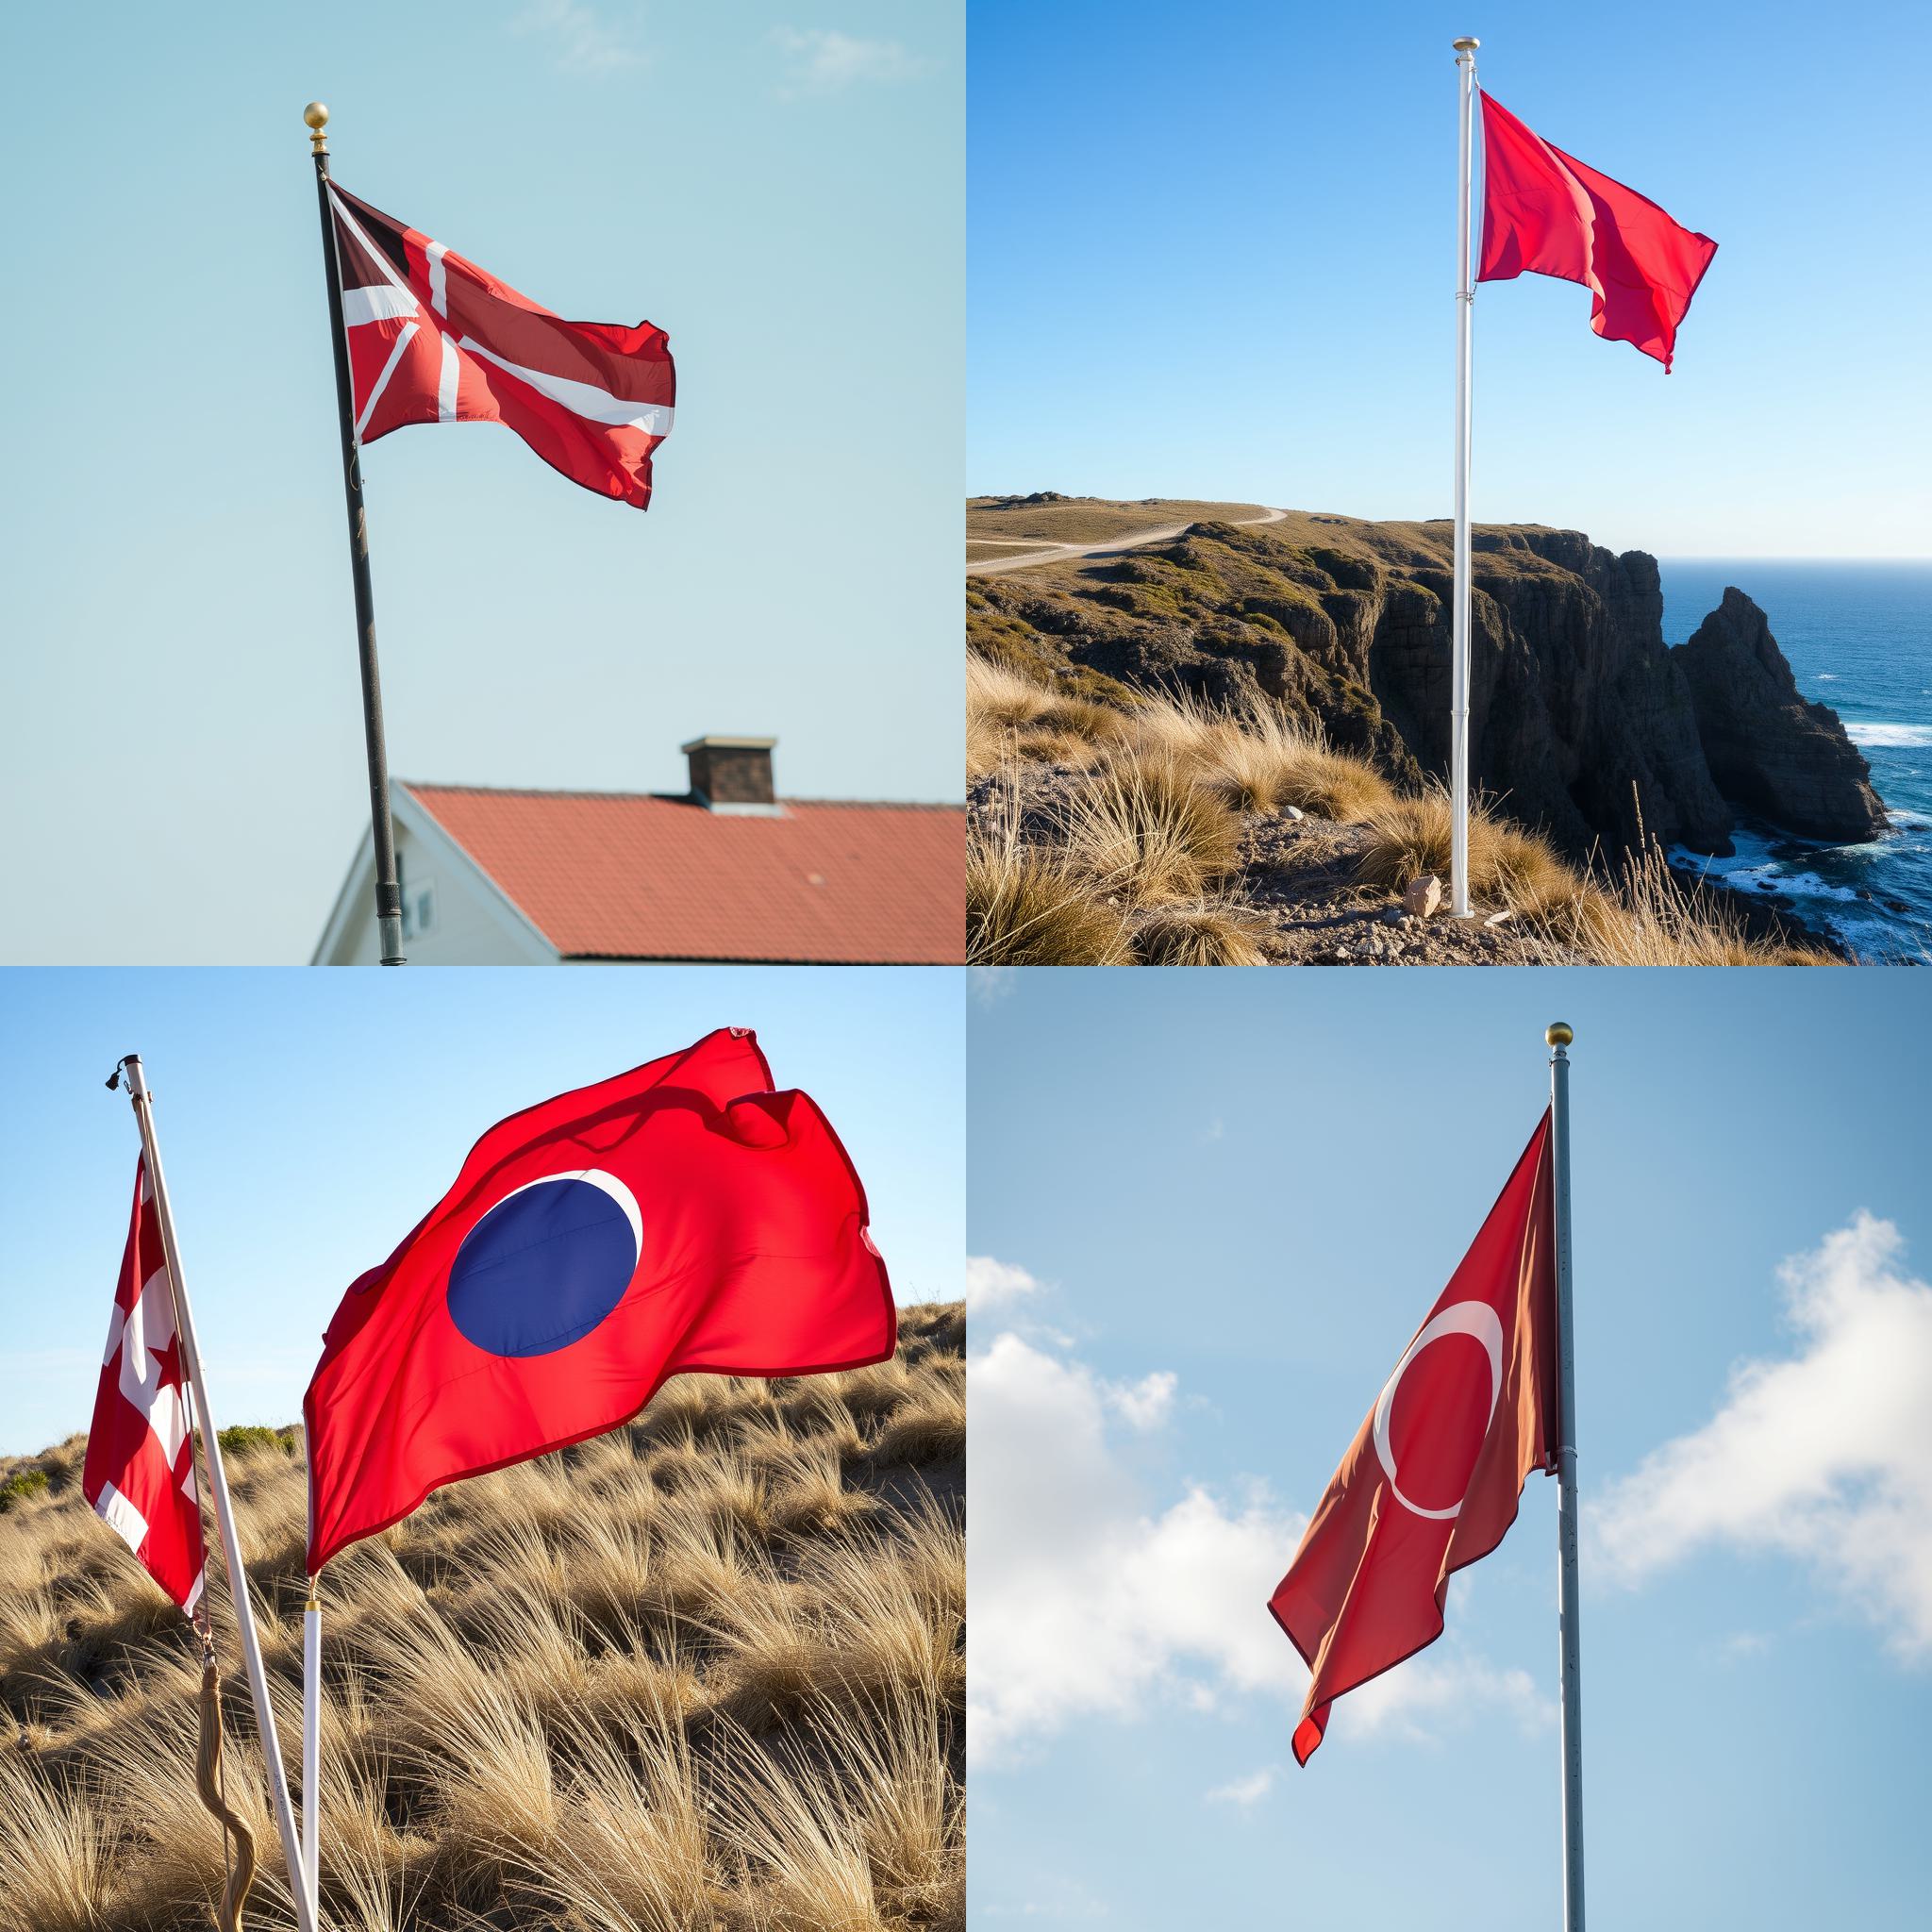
[0,1304,965,1932]
[967,493,1267,546]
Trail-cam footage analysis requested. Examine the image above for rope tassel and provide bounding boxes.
[196,1641,257,1932]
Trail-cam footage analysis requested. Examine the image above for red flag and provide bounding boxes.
[1269,1114,1558,1763]
[1477,93,1717,372]
[302,1028,894,1573]
[326,182,675,507]
[82,1160,206,1614]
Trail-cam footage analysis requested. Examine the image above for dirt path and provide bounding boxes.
[966,505,1287,576]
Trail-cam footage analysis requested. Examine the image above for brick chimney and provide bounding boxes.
[682,735,778,812]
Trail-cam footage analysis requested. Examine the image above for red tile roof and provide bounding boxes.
[404,783,964,963]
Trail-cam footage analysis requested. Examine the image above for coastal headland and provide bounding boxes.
[967,496,1887,964]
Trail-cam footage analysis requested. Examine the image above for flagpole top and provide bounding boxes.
[303,102,329,154]
[1546,1022,1574,1049]
[1453,36,1480,54]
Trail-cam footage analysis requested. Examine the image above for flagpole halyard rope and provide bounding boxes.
[178,1362,254,1932]
[196,1629,257,1932]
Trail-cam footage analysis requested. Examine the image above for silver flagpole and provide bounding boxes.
[303,1581,321,1921]
[114,1057,320,1932]
[1450,36,1480,919]
[1546,1023,1586,1930]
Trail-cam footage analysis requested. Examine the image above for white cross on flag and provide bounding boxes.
[326,181,675,508]
[81,1160,206,1613]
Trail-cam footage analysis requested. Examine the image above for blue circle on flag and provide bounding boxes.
[446,1173,639,1357]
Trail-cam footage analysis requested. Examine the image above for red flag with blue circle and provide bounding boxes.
[302,1028,894,1572]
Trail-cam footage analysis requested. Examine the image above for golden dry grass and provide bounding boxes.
[967,796,1137,966]
[1356,787,1843,963]
[1064,751,1243,905]
[966,655,1127,781]
[1573,843,1842,966]
[1133,691,1396,824]
[1355,786,1579,924]
[965,660,1842,968]
[0,1303,965,1932]
[1131,901,1273,966]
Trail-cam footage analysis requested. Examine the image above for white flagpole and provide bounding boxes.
[303,1582,321,1921]
[1546,1023,1586,1930]
[116,1057,319,1932]
[1451,36,1480,919]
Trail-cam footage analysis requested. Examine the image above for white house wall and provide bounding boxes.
[319,814,558,965]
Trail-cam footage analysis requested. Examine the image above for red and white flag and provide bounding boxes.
[1269,1115,1559,1762]
[326,183,675,508]
[82,1160,206,1613]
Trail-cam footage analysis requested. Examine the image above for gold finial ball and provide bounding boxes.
[303,102,329,130]
[1546,1022,1574,1048]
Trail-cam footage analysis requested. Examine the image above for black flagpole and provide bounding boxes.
[305,101,405,966]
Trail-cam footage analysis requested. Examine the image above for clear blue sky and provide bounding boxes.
[0,966,963,1456]
[0,3,961,964]
[969,0,1930,559]
[967,967,1932,1931]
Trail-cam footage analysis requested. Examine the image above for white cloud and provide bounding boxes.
[970,966,1019,1007]
[1204,1764,1277,1808]
[966,1255,1042,1312]
[513,1,644,74]
[1344,1652,1547,1743]
[770,27,931,96]
[969,1324,1542,1766]
[1105,1370,1175,1432]
[1593,1214,1932,1662]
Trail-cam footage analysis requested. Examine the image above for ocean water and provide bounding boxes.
[1657,560,1932,961]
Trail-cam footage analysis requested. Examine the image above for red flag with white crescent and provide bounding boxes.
[81,1160,207,1614]
[325,181,675,508]
[1269,1114,1558,1762]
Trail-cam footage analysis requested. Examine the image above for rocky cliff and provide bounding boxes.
[967,509,1887,858]
[1673,587,1888,843]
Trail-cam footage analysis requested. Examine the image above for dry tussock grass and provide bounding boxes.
[1131,901,1272,966]
[1573,842,1841,966]
[967,793,1137,965]
[1064,752,1243,903]
[967,660,1844,967]
[1356,787,1842,963]
[0,1303,965,1932]
[1355,786,1580,924]
[1130,689,1397,824]
[966,656,1127,780]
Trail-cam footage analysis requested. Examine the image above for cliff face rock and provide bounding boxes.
[1382,527,1733,855]
[967,511,1887,860]
[1672,588,1889,843]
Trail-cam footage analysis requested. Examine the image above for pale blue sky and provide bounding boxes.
[969,0,1930,559]
[0,3,961,964]
[968,967,1932,1931]
[0,967,964,1456]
